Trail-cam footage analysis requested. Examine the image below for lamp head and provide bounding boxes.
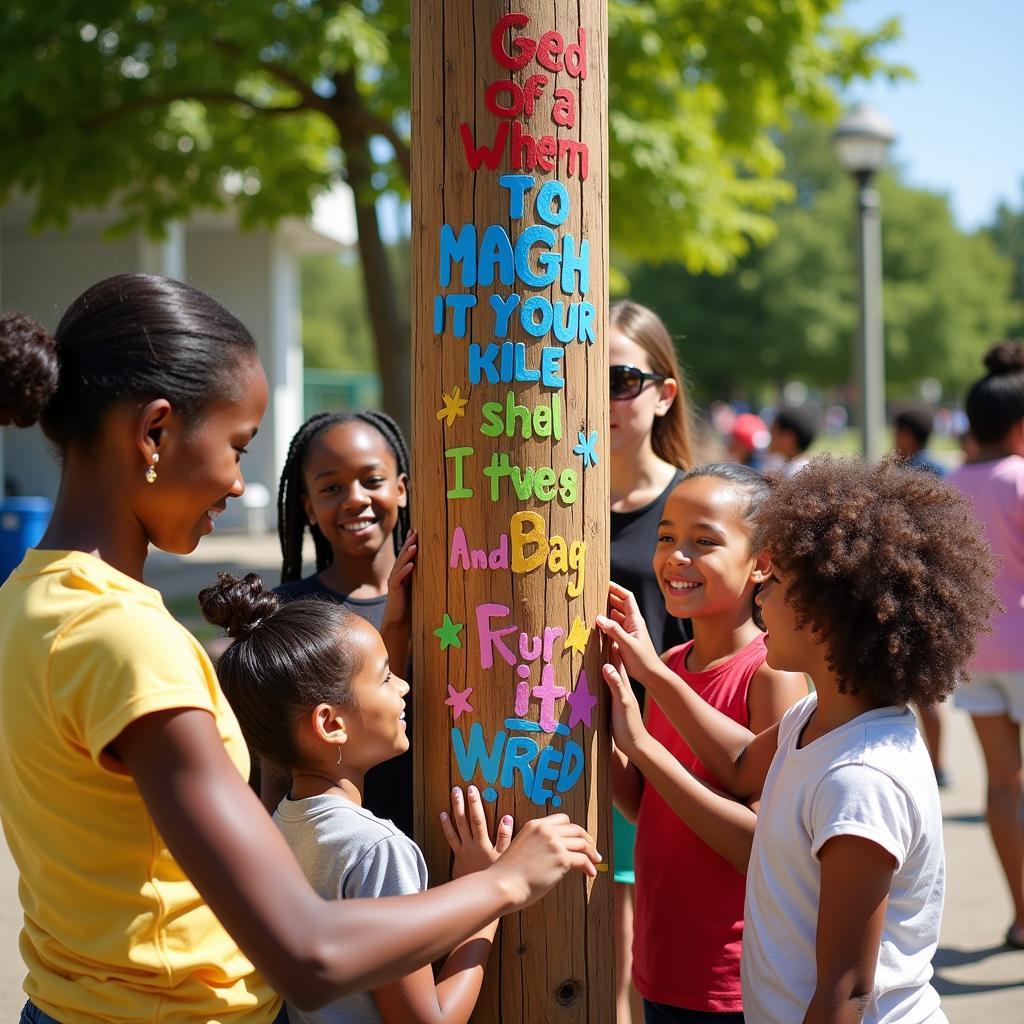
[832,103,896,179]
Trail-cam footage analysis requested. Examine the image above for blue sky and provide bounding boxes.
[842,0,1024,229]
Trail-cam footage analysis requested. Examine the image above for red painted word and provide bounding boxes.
[491,13,587,79]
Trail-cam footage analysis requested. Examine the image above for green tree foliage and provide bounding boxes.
[625,122,1020,405]
[1,1,899,420]
[985,185,1024,339]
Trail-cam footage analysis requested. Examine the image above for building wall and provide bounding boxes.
[0,227,141,499]
[0,214,307,533]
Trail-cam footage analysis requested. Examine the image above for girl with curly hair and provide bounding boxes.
[949,340,1024,949]
[616,464,806,1023]
[597,457,998,1024]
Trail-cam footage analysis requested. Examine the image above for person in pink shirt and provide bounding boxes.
[949,340,1024,949]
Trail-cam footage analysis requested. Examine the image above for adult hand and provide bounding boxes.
[488,814,601,908]
[440,785,514,878]
[595,582,662,685]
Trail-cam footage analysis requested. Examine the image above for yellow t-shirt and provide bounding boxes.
[0,550,279,1024]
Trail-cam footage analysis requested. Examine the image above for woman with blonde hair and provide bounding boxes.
[608,299,694,1022]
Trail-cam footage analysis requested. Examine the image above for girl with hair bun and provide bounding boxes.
[274,410,417,834]
[200,571,511,1024]
[0,276,599,1024]
[949,339,1024,949]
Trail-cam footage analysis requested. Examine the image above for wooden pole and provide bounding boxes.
[411,2,611,1020]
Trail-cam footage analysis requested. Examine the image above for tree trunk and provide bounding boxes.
[331,94,411,434]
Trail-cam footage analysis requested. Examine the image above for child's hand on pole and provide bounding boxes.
[440,785,513,878]
[488,815,602,908]
[595,582,662,684]
[602,642,651,760]
[381,528,417,630]
[380,528,417,668]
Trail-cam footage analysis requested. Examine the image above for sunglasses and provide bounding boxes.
[610,364,668,401]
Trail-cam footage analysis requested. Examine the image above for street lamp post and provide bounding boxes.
[832,103,896,459]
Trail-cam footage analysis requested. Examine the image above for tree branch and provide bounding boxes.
[210,38,332,115]
[331,70,411,183]
[86,91,309,130]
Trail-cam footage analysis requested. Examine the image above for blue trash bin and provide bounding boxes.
[0,497,53,583]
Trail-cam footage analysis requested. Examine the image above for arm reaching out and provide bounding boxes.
[373,786,514,1023]
[597,583,779,801]
[115,708,600,1011]
[603,648,758,873]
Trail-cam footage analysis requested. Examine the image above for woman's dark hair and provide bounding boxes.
[964,340,1024,444]
[199,572,362,769]
[278,410,411,583]
[0,274,257,448]
[679,463,773,626]
[755,457,999,707]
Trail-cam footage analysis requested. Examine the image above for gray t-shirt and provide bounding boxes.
[274,793,429,1024]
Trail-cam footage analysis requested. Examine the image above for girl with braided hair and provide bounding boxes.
[273,410,417,834]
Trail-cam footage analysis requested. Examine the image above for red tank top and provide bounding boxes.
[633,633,766,1012]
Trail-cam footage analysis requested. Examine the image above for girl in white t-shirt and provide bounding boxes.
[597,457,998,1024]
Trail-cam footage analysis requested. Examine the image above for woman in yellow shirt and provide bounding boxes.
[0,275,600,1024]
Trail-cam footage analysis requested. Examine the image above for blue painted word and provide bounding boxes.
[433,292,594,343]
[451,720,585,808]
[439,223,589,296]
[468,341,564,388]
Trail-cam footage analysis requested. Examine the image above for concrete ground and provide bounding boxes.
[1,534,1022,1017]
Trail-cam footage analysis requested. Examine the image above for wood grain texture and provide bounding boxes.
[412,2,611,1020]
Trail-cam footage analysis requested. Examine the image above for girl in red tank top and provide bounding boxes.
[614,465,807,1022]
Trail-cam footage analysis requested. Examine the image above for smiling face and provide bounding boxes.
[339,617,410,770]
[300,421,407,563]
[608,327,677,457]
[653,476,768,622]
[137,355,268,554]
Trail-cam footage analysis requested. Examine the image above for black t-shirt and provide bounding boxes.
[273,574,414,838]
[610,471,692,707]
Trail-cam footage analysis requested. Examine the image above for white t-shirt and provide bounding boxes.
[742,694,946,1024]
[275,793,429,1024]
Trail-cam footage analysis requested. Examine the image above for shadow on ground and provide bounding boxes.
[932,943,1024,997]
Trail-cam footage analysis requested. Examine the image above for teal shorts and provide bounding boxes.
[612,805,636,884]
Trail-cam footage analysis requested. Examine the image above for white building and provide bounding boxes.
[0,195,341,530]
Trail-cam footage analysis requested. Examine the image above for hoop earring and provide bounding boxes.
[145,453,160,485]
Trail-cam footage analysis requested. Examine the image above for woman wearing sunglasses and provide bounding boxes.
[608,300,695,1022]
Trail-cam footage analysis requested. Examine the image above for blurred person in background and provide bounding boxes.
[949,341,1024,949]
[893,403,946,476]
[892,402,949,786]
[768,406,818,476]
[726,413,770,471]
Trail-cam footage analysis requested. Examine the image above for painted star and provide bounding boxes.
[445,683,474,720]
[434,613,464,650]
[573,430,599,468]
[436,386,468,428]
[563,615,591,656]
[565,669,598,730]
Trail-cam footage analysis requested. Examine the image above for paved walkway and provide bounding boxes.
[1,535,1021,1016]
